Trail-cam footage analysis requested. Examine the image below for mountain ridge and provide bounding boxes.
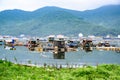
[0,5,120,36]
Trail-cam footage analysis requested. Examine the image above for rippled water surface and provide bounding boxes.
[0,46,120,66]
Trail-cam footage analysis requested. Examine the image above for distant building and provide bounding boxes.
[118,35,120,38]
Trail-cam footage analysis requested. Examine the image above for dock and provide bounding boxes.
[95,47,120,52]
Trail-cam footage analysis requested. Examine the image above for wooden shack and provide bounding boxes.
[27,40,37,51]
[82,39,93,51]
[0,40,4,45]
[48,35,55,43]
[53,40,66,54]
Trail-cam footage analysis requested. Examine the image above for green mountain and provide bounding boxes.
[0,5,120,36]
[80,5,120,35]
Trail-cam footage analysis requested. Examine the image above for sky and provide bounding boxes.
[0,0,120,11]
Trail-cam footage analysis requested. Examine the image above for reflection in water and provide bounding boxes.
[84,47,93,52]
[0,45,120,67]
[4,46,16,50]
[53,52,65,59]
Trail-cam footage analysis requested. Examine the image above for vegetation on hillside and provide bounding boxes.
[0,5,120,36]
[0,60,120,80]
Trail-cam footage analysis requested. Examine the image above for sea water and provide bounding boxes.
[0,46,120,67]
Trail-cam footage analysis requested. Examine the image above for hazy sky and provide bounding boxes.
[0,0,120,11]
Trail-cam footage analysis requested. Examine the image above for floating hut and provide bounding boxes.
[53,35,66,53]
[48,35,55,43]
[82,39,93,51]
[27,40,37,51]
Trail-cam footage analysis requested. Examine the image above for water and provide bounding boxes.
[0,46,120,67]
